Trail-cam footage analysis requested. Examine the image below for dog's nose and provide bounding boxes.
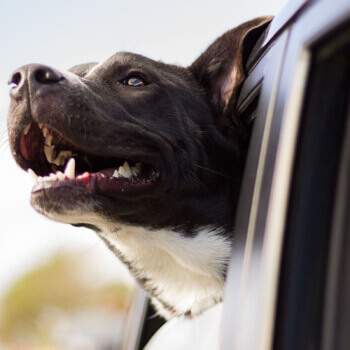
[9,64,64,99]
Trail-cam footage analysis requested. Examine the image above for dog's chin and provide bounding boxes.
[30,182,100,224]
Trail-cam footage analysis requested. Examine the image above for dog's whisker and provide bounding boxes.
[187,169,210,192]
[0,144,10,163]
[190,163,231,179]
[79,231,109,256]
[0,138,9,147]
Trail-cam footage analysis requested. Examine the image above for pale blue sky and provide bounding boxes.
[0,0,287,298]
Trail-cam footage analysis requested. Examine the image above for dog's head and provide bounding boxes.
[7,17,271,234]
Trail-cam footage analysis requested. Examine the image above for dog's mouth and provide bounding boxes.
[19,121,161,198]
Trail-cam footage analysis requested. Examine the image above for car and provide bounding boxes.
[121,0,350,348]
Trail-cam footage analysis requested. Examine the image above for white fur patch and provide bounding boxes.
[40,206,231,318]
[105,225,231,317]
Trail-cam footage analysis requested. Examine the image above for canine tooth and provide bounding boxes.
[101,173,106,178]
[38,123,43,129]
[23,123,32,135]
[56,171,65,181]
[42,127,48,138]
[64,158,75,179]
[112,169,120,179]
[46,135,53,146]
[27,168,38,183]
[44,145,57,163]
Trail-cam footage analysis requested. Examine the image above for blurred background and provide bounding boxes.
[0,0,287,348]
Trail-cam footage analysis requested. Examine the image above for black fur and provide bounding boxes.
[8,52,242,234]
[7,17,273,317]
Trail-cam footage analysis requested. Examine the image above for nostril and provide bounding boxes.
[34,68,62,85]
[8,72,22,88]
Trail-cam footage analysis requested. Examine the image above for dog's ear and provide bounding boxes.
[189,16,273,120]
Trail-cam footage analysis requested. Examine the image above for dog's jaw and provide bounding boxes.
[31,191,232,318]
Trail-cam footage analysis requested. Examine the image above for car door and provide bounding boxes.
[221,0,350,349]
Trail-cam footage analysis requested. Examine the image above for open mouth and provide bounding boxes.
[19,122,161,198]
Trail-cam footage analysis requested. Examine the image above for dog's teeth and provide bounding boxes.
[101,173,106,178]
[42,127,48,138]
[44,145,57,163]
[27,168,38,183]
[64,158,75,179]
[52,157,61,166]
[118,166,129,178]
[131,167,138,176]
[118,161,132,178]
[123,161,131,171]
[112,169,120,179]
[49,173,58,181]
[56,171,65,181]
[23,123,32,135]
[53,150,73,166]
[46,135,53,147]
[118,166,125,177]
[38,123,43,129]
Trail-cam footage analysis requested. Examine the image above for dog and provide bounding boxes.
[7,17,272,319]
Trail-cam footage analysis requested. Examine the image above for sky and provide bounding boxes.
[0,0,288,299]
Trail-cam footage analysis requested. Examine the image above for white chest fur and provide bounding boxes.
[41,206,231,318]
[102,225,232,318]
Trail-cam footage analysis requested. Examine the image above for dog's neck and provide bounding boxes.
[115,186,237,235]
[34,182,235,318]
[98,224,232,318]
[64,206,233,319]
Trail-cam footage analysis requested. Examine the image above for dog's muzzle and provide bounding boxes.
[9,64,64,100]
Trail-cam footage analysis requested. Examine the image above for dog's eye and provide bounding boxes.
[122,76,146,87]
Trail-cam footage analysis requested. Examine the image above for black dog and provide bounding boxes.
[7,17,272,319]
